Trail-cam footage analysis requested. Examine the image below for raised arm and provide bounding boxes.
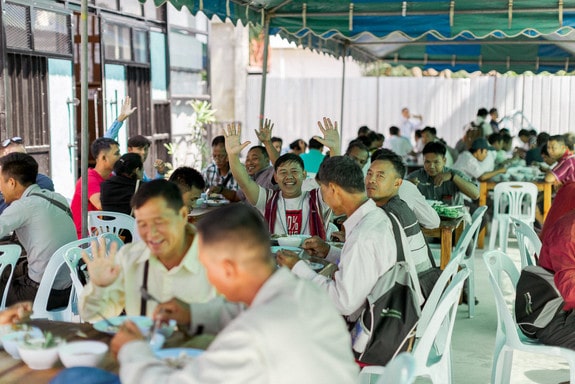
[255,118,280,165]
[452,173,480,200]
[316,117,341,156]
[224,123,260,205]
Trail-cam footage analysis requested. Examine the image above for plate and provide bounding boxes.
[271,246,301,254]
[93,316,153,335]
[206,199,229,207]
[155,348,204,359]
[307,261,325,271]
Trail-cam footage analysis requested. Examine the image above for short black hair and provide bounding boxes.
[422,126,437,136]
[308,138,323,150]
[131,179,184,213]
[271,137,283,145]
[113,153,143,178]
[389,126,400,136]
[127,135,151,149]
[357,125,371,136]
[289,139,304,151]
[197,204,271,253]
[274,153,304,172]
[371,149,406,178]
[477,108,488,118]
[0,152,37,186]
[489,108,498,114]
[518,129,530,138]
[536,132,550,147]
[414,129,422,139]
[422,141,447,156]
[211,136,225,147]
[345,139,369,155]
[488,133,502,145]
[169,166,206,192]
[316,156,364,194]
[91,137,119,158]
[356,136,372,148]
[549,134,566,145]
[248,145,269,160]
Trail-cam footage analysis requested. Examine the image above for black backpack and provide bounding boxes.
[515,265,564,338]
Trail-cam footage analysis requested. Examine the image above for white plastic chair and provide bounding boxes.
[0,244,22,310]
[452,205,488,318]
[88,211,137,242]
[326,222,339,240]
[511,216,542,269]
[32,237,97,321]
[358,353,417,384]
[488,182,538,253]
[483,250,575,384]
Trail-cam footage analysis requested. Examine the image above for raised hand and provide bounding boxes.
[315,117,340,155]
[255,118,274,143]
[82,237,121,288]
[224,123,251,157]
[118,96,137,122]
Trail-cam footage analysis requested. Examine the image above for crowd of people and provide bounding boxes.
[1,100,575,382]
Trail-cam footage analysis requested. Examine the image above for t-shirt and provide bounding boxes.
[70,168,106,238]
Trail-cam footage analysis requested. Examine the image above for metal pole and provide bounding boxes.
[80,0,89,238]
[258,16,270,126]
[339,46,347,149]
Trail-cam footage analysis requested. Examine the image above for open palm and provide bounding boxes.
[224,123,250,156]
[316,117,340,153]
[82,238,120,288]
[255,118,274,142]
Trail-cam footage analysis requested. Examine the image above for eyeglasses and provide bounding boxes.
[2,137,23,148]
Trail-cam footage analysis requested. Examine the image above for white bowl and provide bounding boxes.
[1,328,43,359]
[277,235,309,247]
[58,341,108,368]
[18,338,61,370]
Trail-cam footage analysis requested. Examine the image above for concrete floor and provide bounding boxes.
[443,239,571,384]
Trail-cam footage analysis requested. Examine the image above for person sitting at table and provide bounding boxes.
[540,182,575,239]
[452,137,507,182]
[110,204,359,383]
[224,118,340,238]
[421,126,458,166]
[408,142,479,206]
[79,179,215,322]
[0,153,77,307]
[277,156,423,318]
[545,134,575,186]
[383,125,412,160]
[100,153,143,216]
[201,136,239,202]
[168,166,205,212]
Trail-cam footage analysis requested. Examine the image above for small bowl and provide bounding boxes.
[18,338,61,370]
[1,328,43,359]
[277,235,309,247]
[58,341,108,368]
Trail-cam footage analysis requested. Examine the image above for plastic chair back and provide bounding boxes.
[0,244,22,310]
[359,353,417,384]
[511,217,541,268]
[88,211,136,242]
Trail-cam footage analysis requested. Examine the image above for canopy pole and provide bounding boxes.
[339,45,348,149]
[80,0,89,238]
[258,16,271,126]
[376,63,380,132]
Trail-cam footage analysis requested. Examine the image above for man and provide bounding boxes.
[540,182,575,239]
[345,139,370,170]
[168,167,205,212]
[384,126,413,159]
[357,125,372,137]
[535,209,575,350]
[111,204,359,383]
[299,137,325,174]
[271,136,283,154]
[79,179,215,321]
[545,134,575,185]
[277,156,419,317]
[126,135,166,182]
[201,136,239,201]
[0,153,76,306]
[472,108,492,137]
[408,142,479,205]
[489,108,499,133]
[70,137,121,238]
[367,131,384,153]
[453,138,507,182]
[0,137,54,215]
[400,107,423,144]
[243,146,275,188]
[224,118,339,238]
[289,139,307,155]
[421,126,457,166]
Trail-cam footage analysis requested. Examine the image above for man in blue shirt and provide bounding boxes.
[299,137,325,174]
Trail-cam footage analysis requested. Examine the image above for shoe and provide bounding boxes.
[462,291,479,306]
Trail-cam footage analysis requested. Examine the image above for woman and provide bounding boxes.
[100,153,143,215]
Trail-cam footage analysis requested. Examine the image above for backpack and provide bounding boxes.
[351,212,422,365]
[515,265,564,338]
[463,121,484,149]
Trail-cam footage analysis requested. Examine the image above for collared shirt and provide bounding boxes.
[0,184,76,286]
[71,168,106,238]
[384,135,413,158]
[202,163,239,191]
[452,150,496,180]
[79,226,215,322]
[119,268,359,384]
[551,152,575,185]
[236,166,276,201]
[0,173,54,215]
[299,149,325,174]
[292,199,397,316]
[407,167,472,206]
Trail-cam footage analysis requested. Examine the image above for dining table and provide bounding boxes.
[476,179,553,248]
[0,319,212,384]
[421,216,465,270]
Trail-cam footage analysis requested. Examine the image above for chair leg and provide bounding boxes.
[467,265,475,318]
[493,348,514,384]
[499,219,509,253]
[489,219,499,250]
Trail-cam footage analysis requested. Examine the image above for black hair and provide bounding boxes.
[488,133,502,145]
[422,141,447,156]
[127,135,151,149]
[518,129,530,138]
[113,153,143,179]
[371,149,406,178]
[271,137,283,145]
[389,126,400,136]
[536,132,550,147]
[422,126,437,136]
[414,129,422,139]
[477,108,488,118]
[345,139,369,155]
[0,152,37,186]
[316,156,364,194]
[308,138,323,150]
[91,137,119,159]
[169,166,206,192]
[357,125,371,136]
[248,145,270,160]
[549,134,566,145]
[289,139,304,150]
[211,136,225,147]
[489,108,498,114]
[541,144,550,156]
[274,153,304,171]
[131,179,184,213]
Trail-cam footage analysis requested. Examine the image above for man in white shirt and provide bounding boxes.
[453,138,506,182]
[79,179,215,321]
[384,126,413,159]
[111,204,359,384]
[400,107,423,145]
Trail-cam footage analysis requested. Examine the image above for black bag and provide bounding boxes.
[351,212,421,365]
[418,267,442,300]
[515,265,564,338]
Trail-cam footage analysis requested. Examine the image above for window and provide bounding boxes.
[133,30,148,63]
[34,9,72,54]
[5,3,32,50]
[103,23,131,61]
